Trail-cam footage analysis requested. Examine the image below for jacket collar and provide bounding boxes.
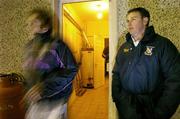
[126,26,156,44]
[33,29,52,43]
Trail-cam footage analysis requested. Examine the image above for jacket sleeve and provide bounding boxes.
[112,48,122,102]
[40,41,78,99]
[154,39,180,119]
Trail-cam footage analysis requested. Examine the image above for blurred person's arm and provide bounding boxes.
[21,40,78,103]
[40,40,78,99]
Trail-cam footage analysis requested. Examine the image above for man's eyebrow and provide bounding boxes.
[127,16,137,20]
[131,16,138,18]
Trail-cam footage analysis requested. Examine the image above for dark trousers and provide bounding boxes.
[115,93,156,119]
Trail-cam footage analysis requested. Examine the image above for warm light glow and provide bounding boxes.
[97,12,103,19]
[90,1,108,11]
[90,1,108,20]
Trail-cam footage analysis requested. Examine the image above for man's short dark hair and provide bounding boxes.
[127,7,150,26]
[28,8,52,29]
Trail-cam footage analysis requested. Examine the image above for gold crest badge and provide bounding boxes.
[144,46,155,56]
[123,48,129,53]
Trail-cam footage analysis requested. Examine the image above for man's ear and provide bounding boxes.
[143,17,148,26]
[40,27,49,33]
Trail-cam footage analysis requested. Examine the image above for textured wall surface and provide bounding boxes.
[116,0,180,119]
[0,0,51,73]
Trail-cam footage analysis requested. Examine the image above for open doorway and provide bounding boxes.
[60,0,109,119]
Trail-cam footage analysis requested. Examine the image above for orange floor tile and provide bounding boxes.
[68,78,108,119]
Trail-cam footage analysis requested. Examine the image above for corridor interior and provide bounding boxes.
[62,0,109,119]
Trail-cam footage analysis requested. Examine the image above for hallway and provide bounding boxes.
[68,78,108,119]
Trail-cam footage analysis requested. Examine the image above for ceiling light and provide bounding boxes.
[91,1,108,11]
[97,12,103,19]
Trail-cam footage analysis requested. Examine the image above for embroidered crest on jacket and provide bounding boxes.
[144,46,155,56]
[123,48,130,53]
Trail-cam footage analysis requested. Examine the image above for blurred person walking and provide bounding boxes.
[22,8,78,119]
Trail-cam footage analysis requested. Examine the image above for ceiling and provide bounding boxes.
[63,0,109,21]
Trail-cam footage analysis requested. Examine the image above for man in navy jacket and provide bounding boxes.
[112,7,180,119]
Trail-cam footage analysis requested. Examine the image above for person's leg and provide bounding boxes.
[47,102,67,119]
[25,99,67,119]
[62,103,67,119]
[115,98,141,119]
[25,101,51,119]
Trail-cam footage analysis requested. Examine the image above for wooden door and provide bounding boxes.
[93,35,105,88]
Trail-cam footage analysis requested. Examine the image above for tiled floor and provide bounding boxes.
[68,78,108,119]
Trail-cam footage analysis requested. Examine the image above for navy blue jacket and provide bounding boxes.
[112,26,180,119]
[23,31,78,101]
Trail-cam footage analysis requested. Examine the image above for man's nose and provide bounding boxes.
[127,20,132,26]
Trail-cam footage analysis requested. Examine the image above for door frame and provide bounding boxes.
[55,0,103,36]
[53,0,119,119]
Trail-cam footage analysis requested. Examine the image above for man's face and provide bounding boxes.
[26,14,43,38]
[126,12,147,37]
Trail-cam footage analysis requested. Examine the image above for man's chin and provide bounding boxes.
[128,31,134,35]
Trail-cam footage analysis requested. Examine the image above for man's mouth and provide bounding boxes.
[128,27,133,30]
